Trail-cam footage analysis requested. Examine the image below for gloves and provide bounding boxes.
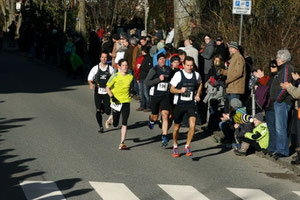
[111,96,120,104]
[130,87,137,97]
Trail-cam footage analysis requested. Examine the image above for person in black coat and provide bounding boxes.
[137,46,152,111]
[215,36,229,62]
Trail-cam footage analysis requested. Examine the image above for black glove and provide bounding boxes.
[111,95,119,104]
[130,87,137,97]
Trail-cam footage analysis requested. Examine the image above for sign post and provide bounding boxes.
[233,0,255,116]
[232,0,252,45]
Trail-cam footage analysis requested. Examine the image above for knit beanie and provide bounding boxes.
[171,56,180,63]
[254,112,264,122]
[241,114,253,124]
[228,41,238,49]
[157,53,166,60]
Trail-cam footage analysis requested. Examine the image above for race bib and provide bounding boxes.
[149,86,154,96]
[157,82,168,91]
[98,87,107,94]
[110,102,123,112]
[180,91,193,101]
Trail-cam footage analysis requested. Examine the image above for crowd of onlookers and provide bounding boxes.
[3,20,299,164]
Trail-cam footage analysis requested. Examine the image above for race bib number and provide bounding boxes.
[157,82,168,91]
[110,102,123,112]
[98,87,107,94]
[180,91,193,101]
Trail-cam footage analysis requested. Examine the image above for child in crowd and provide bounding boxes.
[215,98,247,144]
[232,113,254,150]
[234,112,269,156]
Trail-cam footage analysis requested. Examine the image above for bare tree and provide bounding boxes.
[173,0,202,47]
[76,0,87,39]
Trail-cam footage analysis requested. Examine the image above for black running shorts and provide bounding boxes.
[173,105,197,124]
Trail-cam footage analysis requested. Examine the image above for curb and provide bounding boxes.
[255,151,300,176]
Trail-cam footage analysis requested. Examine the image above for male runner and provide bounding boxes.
[145,53,172,147]
[88,52,115,133]
[170,56,202,157]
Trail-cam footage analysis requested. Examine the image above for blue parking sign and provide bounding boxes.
[235,1,240,6]
[246,1,250,7]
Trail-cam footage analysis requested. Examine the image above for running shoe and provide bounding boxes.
[119,143,128,150]
[148,116,155,129]
[161,135,168,147]
[173,147,179,158]
[184,146,193,156]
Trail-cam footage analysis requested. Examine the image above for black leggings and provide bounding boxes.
[113,103,130,127]
[94,92,111,128]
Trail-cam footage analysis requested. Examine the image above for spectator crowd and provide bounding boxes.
[3,20,299,163]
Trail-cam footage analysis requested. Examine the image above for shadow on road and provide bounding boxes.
[0,50,86,94]
[127,120,148,129]
[191,144,232,161]
[0,117,92,199]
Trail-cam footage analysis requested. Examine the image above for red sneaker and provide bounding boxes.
[184,146,192,156]
[173,147,179,158]
[119,143,128,150]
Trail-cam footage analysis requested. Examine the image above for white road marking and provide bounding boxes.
[89,181,140,200]
[293,191,300,196]
[158,184,210,200]
[20,181,66,200]
[227,187,276,200]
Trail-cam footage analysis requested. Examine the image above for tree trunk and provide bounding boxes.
[76,0,87,40]
[111,0,119,31]
[63,0,67,33]
[173,0,202,48]
[0,0,7,31]
[143,0,149,34]
[8,0,16,26]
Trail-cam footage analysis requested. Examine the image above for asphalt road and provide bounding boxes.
[0,49,300,200]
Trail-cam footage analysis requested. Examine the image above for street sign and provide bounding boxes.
[232,0,252,15]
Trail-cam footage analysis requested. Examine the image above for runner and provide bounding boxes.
[145,53,172,147]
[106,59,134,150]
[88,52,115,133]
[170,56,202,157]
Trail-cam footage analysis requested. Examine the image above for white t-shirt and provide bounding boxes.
[87,64,115,81]
[170,70,202,104]
[170,70,202,87]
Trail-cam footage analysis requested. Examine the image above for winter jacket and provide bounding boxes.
[270,63,294,106]
[201,40,215,74]
[184,45,199,68]
[245,122,269,149]
[286,79,300,110]
[134,55,144,80]
[225,52,246,94]
[287,84,300,99]
[215,43,228,61]
[139,55,153,80]
[235,122,254,138]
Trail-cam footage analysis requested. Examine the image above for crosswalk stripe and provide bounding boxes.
[19,181,66,200]
[158,184,210,200]
[293,191,300,196]
[89,181,140,200]
[227,187,276,200]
